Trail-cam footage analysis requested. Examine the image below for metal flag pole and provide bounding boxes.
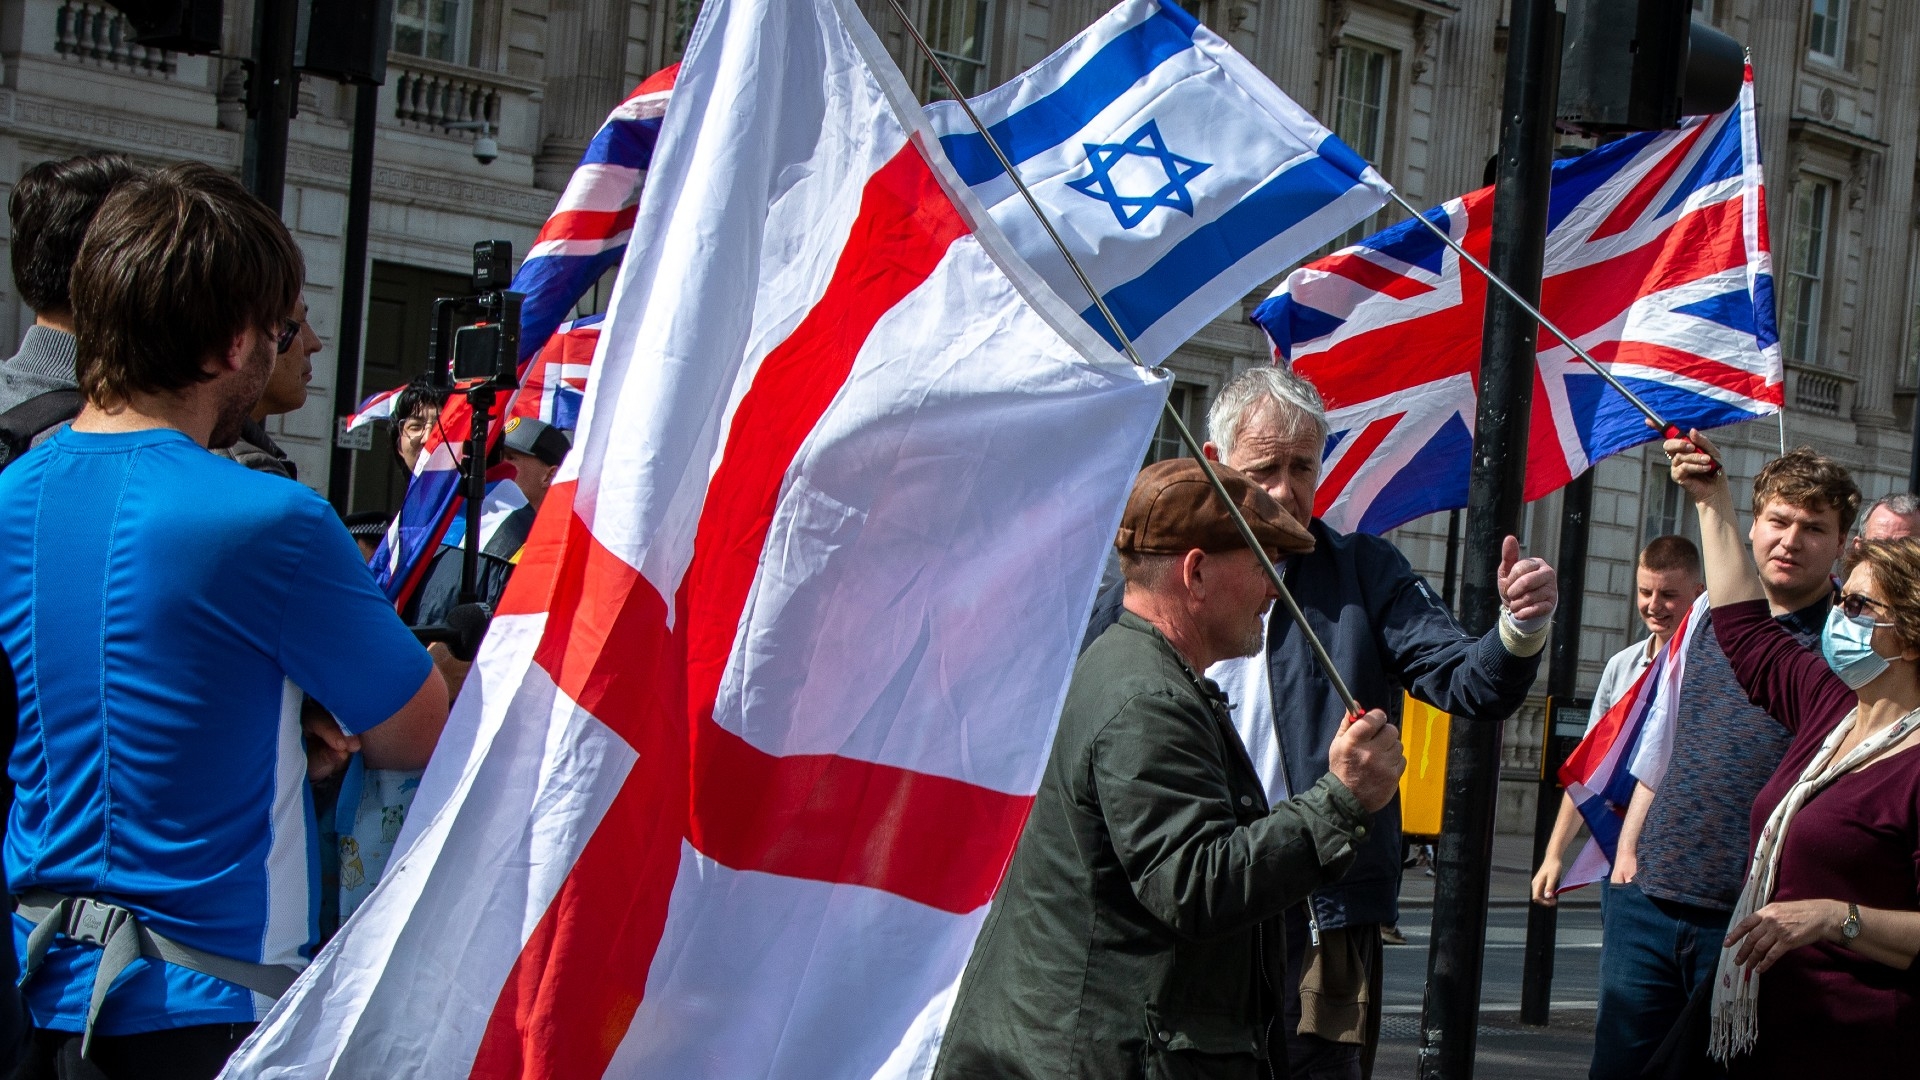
[1384,188,1700,448]
[882,0,1363,719]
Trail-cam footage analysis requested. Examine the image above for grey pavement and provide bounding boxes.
[1369,830,1604,1078]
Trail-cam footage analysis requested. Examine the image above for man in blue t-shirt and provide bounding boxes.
[0,163,449,1080]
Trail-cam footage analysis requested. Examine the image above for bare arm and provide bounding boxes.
[1530,792,1585,905]
[1666,429,1764,607]
[1611,781,1654,885]
[358,669,450,771]
[1728,900,1920,973]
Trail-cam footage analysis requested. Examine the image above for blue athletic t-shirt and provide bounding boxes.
[0,426,433,1035]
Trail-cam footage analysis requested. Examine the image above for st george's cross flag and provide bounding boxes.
[1254,69,1780,535]
[926,0,1391,365]
[368,70,675,608]
[219,0,1166,1075]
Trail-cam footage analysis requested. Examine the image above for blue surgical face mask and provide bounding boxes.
[1822,606,1891,689]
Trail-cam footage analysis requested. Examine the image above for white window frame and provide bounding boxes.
[1809,0,1849,67]
[1332,41,1392,168]
[922,0,993,101]
[1782,175,1834,366]
[392,0,472,66]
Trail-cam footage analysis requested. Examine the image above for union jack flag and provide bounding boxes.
[504,314,600,430]
[1253,68,1779,535]
[370,68,675,608]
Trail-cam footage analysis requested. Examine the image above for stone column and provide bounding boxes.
[537,0,631,190]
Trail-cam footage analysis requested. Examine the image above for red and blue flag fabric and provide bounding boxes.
[1554,598,1702,892]
[369,70,674,609]
[344,383,404,434]
[503,314,600,430]
[1253,68,1779,535]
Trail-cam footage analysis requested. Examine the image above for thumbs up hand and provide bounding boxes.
[1497,535,1556,627]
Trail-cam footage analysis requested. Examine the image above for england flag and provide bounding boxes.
[219,0,1165,1075]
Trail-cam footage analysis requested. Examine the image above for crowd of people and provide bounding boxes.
[0,145,1914,1080]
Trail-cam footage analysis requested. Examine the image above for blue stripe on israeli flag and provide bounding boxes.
[926,0,1390,366]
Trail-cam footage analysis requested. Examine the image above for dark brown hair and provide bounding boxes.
[1639,534,1701,578]
[9,152,146,314]
[1846,539,1920,651]
[70,162,303,406]
[1753,446,1861,534]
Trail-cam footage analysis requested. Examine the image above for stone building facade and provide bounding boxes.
[2,0,1911,826]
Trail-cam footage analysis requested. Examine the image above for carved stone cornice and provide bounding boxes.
[284,143,552,221]
[3,94,238,163]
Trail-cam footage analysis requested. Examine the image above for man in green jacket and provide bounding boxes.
[935,458,1405,1080]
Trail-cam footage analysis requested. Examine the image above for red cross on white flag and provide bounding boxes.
[221,0,1166,1075]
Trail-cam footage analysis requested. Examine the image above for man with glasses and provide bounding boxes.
[214,298,322,480]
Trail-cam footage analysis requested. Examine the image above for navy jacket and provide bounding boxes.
[1088,518,1542,928]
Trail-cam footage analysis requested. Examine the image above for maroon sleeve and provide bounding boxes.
[1710,599,1851,736]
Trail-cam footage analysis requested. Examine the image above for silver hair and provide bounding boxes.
[1206,366,1330,458]
[1866,492,1920,521]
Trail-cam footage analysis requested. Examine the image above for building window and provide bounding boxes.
[1148,382,1206,463]
[922,0,992,101]
[1782,176,1833,365]
[1641,457,1693,549]
[1903,245,1920,388]
[1330,43,1391,246]
[392,0,469,65]
[1809,0,1848,66]
[668,0,704,61]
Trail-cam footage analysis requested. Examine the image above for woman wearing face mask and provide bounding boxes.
[1666,430,1920,1077]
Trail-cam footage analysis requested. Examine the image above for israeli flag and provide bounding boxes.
[928,0,1392,366]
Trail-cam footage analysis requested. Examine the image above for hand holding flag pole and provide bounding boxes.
[885,0,1364,720]
[1380,188,1721,476]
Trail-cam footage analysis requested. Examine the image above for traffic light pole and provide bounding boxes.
[243,0,299,213]
[328,84,381,512]
[1418,0,1559,1075]
[1521,468,1593,1024]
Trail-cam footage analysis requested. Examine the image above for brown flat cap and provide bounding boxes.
[1116,458,1314,560]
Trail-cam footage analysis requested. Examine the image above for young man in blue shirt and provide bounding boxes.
[0,163,449,1079]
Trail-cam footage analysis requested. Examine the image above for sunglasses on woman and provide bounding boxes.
[1839,592,1896,624]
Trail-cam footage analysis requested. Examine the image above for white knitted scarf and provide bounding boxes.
[1708,704,1920,1061]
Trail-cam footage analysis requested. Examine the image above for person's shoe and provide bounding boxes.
[1380,924,1406,946]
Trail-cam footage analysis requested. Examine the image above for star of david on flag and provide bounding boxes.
[1066,119,1211,228]
[926,0,1390,365]
[1254,67,1780,536]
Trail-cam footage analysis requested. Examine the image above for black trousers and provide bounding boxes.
[12,1024,254,1080]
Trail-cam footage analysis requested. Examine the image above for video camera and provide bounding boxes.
[429,240,524,607]
[429,240,523,392]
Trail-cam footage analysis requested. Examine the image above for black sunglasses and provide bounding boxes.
[1839,592,1894,622]
[273,318,302,353]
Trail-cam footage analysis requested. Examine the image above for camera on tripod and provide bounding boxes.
[430,240,523,391]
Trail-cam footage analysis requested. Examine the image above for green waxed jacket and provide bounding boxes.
[933,611,1372,1080]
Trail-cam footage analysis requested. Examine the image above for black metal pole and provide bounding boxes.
[244,0,299,213]
[328,84,380,512]
[1520,471,1592,1024]
[459,388,494,605]
[1442,508,1463,614]
[1418,1,1559,1075]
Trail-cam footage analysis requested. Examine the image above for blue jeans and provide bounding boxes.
[1591,881,1729,1080]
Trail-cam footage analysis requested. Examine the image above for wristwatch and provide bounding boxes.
[1841,902,1861,946]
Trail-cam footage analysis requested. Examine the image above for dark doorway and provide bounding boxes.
[349,261,471,514]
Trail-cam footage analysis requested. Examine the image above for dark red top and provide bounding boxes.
[1714,599,1920,1077]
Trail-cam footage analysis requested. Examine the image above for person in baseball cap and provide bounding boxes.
[499,416,571,514]
[933,458,1403,1080]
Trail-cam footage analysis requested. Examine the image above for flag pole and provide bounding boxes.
[1384,188,1705,451]
[883,0,1363,719]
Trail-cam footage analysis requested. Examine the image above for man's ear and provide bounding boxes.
[212,329,253,377]
[1201,442,1220,462]
[1180,548,1208,600]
